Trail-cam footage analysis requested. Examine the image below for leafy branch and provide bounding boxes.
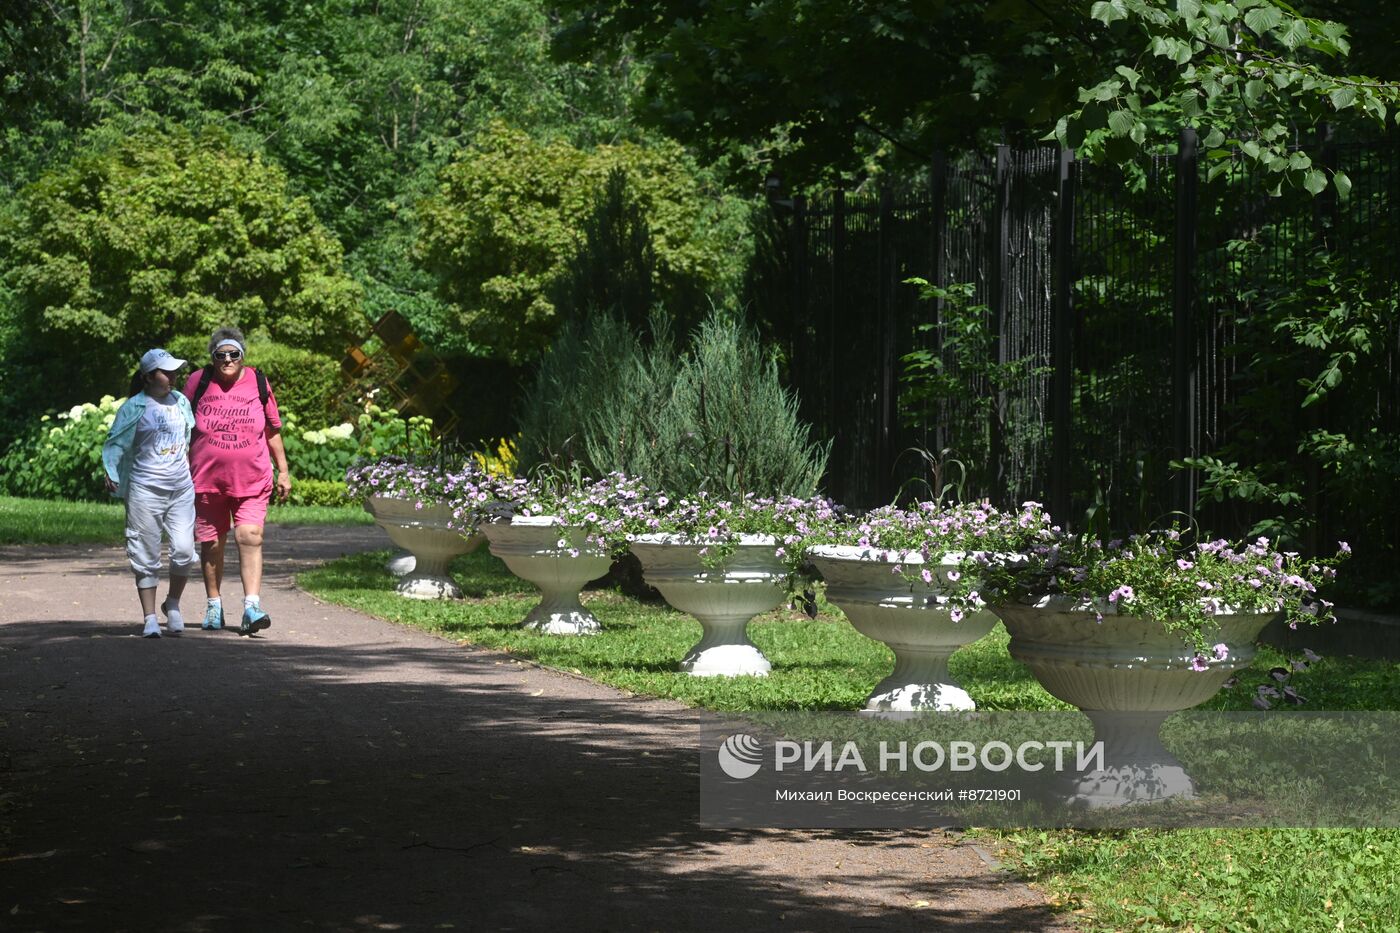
[1056,0,1400,197]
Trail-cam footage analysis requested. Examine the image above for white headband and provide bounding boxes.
[214,339,246,357]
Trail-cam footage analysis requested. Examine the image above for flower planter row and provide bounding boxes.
[367,498,1276,808]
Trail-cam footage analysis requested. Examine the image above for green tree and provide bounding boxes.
[9,0,634,190]
[549,169,661,333]
[415,121,750,361]
[552,0,1400,187]
[2,129,364,408]
[554,0,1072,184]
[2,0,643,328]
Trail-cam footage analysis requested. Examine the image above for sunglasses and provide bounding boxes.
[212,350,243,362]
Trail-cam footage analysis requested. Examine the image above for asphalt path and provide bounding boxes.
[0,524,1068,932]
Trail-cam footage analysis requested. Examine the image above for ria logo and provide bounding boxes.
[717,733,764,780]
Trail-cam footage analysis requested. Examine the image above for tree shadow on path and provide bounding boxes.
[0,527,1069,932]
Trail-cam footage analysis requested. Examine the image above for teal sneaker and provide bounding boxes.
[239,605,271,636]
[202,603,223,630]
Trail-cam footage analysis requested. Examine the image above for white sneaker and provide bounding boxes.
[162,601,184,636]
[142,616,162,638]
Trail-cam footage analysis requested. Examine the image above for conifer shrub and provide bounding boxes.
[516,313,668,474]
[517,310,829,498]
[664,314,829,497]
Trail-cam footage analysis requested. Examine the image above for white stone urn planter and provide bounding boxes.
[807,545,998,712]
[481,517,613,635]
[629,533,788,677]
[995,596,1276,808]
[365,496,483,599]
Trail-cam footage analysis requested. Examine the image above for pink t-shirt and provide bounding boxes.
[183,367,283,497]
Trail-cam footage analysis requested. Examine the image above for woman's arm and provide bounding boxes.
[101,395,138,493]
[267,428,291,502]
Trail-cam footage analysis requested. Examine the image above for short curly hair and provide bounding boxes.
[207,326,246,356]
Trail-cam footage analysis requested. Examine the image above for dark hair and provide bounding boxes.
[128,368,145,397]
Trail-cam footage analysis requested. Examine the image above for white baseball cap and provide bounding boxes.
[139,348,187,374]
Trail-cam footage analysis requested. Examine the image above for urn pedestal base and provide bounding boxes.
[863,648,977,712]
[1067,711,1195,809]
[679,616,774,677]
[521,603,604,637]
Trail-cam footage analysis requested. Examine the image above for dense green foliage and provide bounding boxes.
[1059,0,1400,194]
[516,313,676,477]
[0,0,659,438]
[416,122,750,361]
[553,0,1400,185]
[281,479,355,508]
[279,405,436,484]
[665,314,830,497]
[551,169,679,334]
[2,130,363,413]
[518,311,829,497]
[0,1,634,210]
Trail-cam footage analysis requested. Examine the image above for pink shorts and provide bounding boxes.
[194,489,271,542]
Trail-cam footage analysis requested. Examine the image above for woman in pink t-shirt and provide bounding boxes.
[183,326,292,636]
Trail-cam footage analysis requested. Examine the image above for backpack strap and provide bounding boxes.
[191,365,215,410]
[190,365,269,409]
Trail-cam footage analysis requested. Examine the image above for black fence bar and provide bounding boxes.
[929,153,949,461]
[1050,148,1076,527]
[989,145,1012,495]
[1172,127,1200,519]
[875,186,896,495]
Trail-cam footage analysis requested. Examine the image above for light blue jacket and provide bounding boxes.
[101,391,195,499]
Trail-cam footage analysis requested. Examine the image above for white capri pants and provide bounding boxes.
[124,483,198,589]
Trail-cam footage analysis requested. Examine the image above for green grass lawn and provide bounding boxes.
[300,548,1070,712]
[0,494,372,545]
[300,547,1400,932]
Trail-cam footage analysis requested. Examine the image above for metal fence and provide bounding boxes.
[753,130,1399,557]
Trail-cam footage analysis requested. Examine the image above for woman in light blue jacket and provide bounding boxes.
[102,348,197,638]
